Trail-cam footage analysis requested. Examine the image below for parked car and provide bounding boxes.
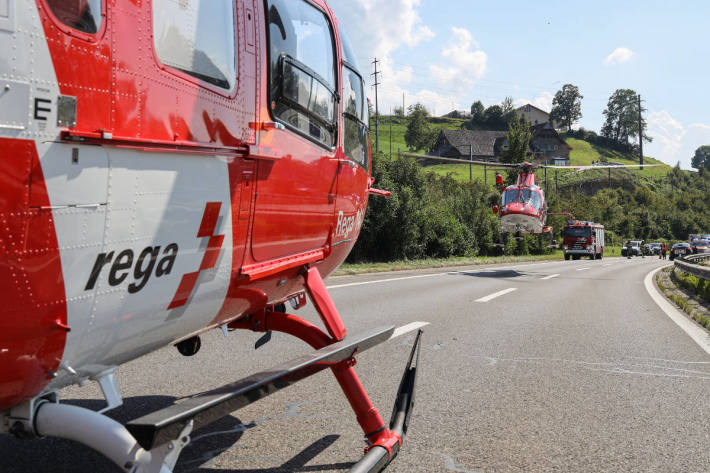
[669,242,692,260]
[622,240,643,257]
[645,242,662,255]
[691,238,710,254]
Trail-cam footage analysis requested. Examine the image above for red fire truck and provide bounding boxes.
[562,220,605,260]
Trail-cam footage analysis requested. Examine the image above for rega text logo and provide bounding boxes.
[85,244,178,293]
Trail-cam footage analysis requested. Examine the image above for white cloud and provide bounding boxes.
[329,0,447,113]
[429,27,487,88]
[646,110,710,169]
[329,0,435,74]
[604,47,635,66]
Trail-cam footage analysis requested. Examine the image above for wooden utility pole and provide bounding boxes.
[389,107,392,157]
[469,145,473,183]
[638,94,643,170]
[371,58,380,153]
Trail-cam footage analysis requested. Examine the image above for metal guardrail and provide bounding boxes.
[674,254,710,281]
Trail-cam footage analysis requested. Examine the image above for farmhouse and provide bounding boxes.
[515,103,563,129]
[429,123,571,165]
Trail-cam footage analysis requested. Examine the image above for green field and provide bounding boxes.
[372,115,468,157]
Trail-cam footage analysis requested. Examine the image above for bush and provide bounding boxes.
[348,152,500,263]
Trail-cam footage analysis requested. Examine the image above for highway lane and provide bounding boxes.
[4,257,710,472]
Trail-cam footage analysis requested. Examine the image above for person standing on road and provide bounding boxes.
[626,240,632,259]
[661,242,667,260]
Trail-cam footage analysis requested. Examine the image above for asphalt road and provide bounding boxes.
[4,256,710,472]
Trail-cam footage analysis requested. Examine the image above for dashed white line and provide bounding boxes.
[576,267,591,271]
[327,272,448,289]
[390,322,430,340]
[475,288,517,302]
[541,274,560,280]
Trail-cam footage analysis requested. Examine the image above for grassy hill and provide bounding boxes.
[371,115,673,186]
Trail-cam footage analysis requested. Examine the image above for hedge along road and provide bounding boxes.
[2,258,710,472]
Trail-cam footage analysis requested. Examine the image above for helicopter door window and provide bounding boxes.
[342,65,368,169]
[45,0,103,34]
[267,0,337,147]
[153,0,237,91]
[502,190,518,205]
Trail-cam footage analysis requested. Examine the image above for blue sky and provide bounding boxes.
[328,0,710,169]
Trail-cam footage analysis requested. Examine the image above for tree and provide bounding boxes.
[393,106,405,118]
[601,89,651,145]
[470,100,485,126]
[502,113,531,164]
[501,96,515,115]
[549,84,583,131]
[483,105,505,130]
[501,114,531,183]
[692,145,710,171]
[404,103,433,151]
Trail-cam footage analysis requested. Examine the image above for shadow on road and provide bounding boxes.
[459,269,526,279]
[1,396,352,473]
[186,434,354,472]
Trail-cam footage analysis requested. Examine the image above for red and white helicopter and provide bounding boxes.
[490,161,656,237]
[0,1,421,472]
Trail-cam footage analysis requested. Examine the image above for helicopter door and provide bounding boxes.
[250,0,339,261]
[333,63,369,247]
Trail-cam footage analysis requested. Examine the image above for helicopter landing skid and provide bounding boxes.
[26,267,422,473]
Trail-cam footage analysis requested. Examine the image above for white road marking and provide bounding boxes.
[541,274,560,280]
[576,267,591,271]
[475,288,517,302]
[644,266,710,355]
[389,321,430,340]
[328,272,449,289]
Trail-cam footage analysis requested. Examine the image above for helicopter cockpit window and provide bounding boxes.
[502,190,519,205]
[342,65,368,169]
[45,0,103,34]
[267,0,337,147]
[152,0,237,90]
[520,189,542,209]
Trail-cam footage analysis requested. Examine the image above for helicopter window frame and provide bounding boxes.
[42,0,107,42]
[265,0,339,150]
[151,0,238,94]
[342,62,369,171]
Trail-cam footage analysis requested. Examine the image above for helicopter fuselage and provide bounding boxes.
[0,0,371,413]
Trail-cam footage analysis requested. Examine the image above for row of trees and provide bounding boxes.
[468,97,517,130]
[547,84,652,147]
